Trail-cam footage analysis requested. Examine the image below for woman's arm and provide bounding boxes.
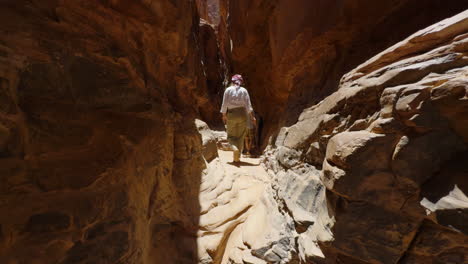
[249,111,256,125]
[244,90,256,125]
[244,90,253,113]
[220,89,229,124]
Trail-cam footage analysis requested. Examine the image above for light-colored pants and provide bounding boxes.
[226,107,247,153]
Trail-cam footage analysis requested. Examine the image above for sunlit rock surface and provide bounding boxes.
[264,10,468,263]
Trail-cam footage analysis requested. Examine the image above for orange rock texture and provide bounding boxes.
[1,1,467,264]
[218,0,468,143]
[0,1,211,263]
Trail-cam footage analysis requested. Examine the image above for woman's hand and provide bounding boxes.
[222,113,227,124]
[250,114,256,126]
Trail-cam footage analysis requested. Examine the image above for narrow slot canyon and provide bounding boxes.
[0,1,467,264]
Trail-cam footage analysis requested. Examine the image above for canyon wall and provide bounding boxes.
[0,1,210,263]
[1,1,467,263]
[219,0,468,144]
[265,10,468,263]
[196,0,227,127]
[194,8,468,263]
[193,6,468,264]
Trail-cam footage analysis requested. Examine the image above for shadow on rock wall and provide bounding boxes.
[0,1,208,263]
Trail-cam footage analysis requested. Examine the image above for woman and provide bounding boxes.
[220,74,256,162]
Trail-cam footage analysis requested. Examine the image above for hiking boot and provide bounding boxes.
[234,150,240,162]
[231,145,240,162]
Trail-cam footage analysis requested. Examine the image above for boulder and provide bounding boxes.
[195,119,218,162]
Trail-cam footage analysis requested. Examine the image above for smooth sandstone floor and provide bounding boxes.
[198,150,272,264]
[217,150,270,182]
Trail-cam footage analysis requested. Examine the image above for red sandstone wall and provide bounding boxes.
[219,0,468,145]
[0,1,208,263]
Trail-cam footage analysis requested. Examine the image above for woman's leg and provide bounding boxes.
[244,130,251,155]
[233,115,246,155]
[226,108,247,162]
[226,115,238,150]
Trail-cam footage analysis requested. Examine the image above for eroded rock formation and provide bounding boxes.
[0,1,211,263]
[196,0,228,126]
[1,1,467,264]
[193,9,468,264]
[264,10,468,264]
[219,0,468,143]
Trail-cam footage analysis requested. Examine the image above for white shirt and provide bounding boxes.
[220,85,253,113]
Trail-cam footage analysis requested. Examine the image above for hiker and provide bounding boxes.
[220,74,256,162]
